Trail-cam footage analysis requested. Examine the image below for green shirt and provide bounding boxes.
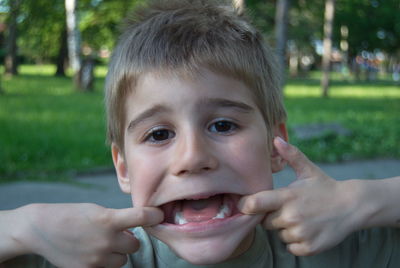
[5,226,400,267]
[126,225,400,268]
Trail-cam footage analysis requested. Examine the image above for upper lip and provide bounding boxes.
[154,190,243,207]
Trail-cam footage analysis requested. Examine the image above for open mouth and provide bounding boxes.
[159,193,242,226]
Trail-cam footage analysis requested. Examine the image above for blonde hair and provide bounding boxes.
[105,0,287,150]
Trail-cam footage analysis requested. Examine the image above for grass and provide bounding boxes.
[285,78,400,162]
[0,65,399,182]
[0,65,111,183]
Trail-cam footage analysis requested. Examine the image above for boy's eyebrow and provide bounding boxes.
[199,98,254,112]
[127,105,170,132]
[127,99,253,132]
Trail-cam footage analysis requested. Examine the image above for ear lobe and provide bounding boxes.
[111,143,131,194]
[271,123,288,173]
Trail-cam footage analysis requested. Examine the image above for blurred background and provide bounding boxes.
[0,0,399,183]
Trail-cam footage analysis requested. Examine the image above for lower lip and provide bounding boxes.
[159,213,244,233]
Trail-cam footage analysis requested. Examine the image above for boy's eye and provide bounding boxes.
[145,129,175,143]
[209,120,238,133]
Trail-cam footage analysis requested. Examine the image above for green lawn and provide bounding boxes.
[0,65,399,182]
[285,78,400,162]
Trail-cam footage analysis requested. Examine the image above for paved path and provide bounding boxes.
[1,159,399,210]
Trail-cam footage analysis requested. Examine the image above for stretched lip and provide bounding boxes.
[151,212,259,239]
[155,190,232,206]
[160,212,245,233]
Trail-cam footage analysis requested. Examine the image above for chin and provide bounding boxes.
[146,193,264,264]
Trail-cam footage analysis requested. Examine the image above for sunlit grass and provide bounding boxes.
[0,65,399,182]
[1,65,110,182]
[284,78,400,162]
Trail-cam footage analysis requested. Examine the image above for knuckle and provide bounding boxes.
[291,226,306,240]
[95,208,113,226]
[282,188,296,201]
[288,145,301,159]
[282,211,301,225]
[93,239,113,255]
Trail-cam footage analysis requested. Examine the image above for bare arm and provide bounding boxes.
[353,176,400,229]
[0,206,30,262]
[0,203,163,267]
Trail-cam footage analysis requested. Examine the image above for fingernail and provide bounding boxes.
[276,136,287,146]
[237,197,254,214]
[237,198,246,212]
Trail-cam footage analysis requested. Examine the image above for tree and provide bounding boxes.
[55,26,68,77]
[335,0,400,58]
[4,0,21,76]
[17,0,66,74]
[275,0,291,87]
[321,0,336,97]
[65,0,82,88]
[334,0,400,77]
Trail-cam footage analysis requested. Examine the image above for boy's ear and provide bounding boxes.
[271,123,288,173]
[111,143,131,194]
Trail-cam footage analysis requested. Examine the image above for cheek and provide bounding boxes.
[126,150,165,206]
[226,134,272,191]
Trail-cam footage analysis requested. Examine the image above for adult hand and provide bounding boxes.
[17,203,163,268]
[239,137,359,256]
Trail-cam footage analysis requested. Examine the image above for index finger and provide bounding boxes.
[274,137,322,180]
[110,207,164,230]
[238,190,287,215]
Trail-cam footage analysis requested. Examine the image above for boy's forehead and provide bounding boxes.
[130,68,258,109]
[123,69,263,129]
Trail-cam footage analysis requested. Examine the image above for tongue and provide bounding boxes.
[181,195,222,222]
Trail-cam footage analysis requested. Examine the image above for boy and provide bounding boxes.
[1,0,399,267]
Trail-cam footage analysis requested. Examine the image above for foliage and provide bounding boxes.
[247,0,400,60]
[335,0,400,56]
[3,0,143,63]
[13,0,65,63]
[79,0,142,51]
[0,65,399,182]
[1,0,399,66]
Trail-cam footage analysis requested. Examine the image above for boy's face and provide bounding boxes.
[113,68,284,264]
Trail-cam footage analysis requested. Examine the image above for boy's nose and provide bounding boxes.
[170,132,218,177]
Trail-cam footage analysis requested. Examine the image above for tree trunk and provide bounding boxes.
[321,0,336,98]
[232,0,245,15]
[55,27,68,77]
[4,0,21,76]
[275,0,290,89]
[65,0,81,87]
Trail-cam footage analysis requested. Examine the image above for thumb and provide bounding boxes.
[274,136,322,180]
[110,207,164,230]
[238,190,286,214]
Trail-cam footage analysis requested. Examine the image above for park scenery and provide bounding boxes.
[0,0,399,183]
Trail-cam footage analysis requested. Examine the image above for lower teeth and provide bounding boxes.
[173,203,231,225]
[174,211,188,225]
[212,203,230,219]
